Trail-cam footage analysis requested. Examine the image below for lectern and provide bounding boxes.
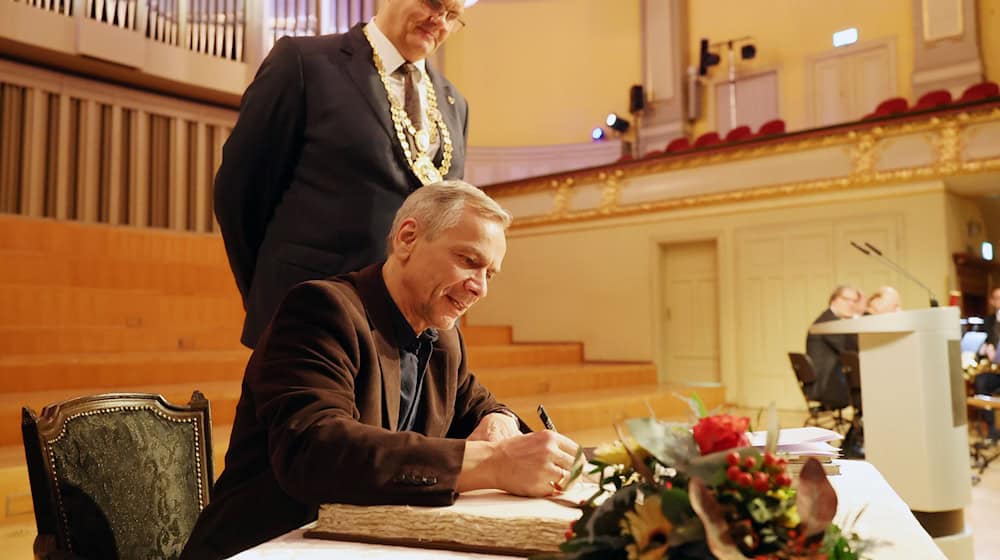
[809,307,971,560]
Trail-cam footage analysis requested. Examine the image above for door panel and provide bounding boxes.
[736,216,898,408]
[660,240,720,385]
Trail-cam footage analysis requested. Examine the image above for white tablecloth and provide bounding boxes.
[231,460,944,560]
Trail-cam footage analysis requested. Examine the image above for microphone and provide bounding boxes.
[850,241,939,307]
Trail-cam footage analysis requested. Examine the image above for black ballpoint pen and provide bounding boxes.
[537,404,557,431]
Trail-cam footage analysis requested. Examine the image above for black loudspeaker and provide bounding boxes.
[629,85,645,114]
[698,38,720,76]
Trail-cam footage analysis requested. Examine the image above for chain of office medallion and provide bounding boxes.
[362,26,453,184]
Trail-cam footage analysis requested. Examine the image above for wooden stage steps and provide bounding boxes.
[0,215,726,557]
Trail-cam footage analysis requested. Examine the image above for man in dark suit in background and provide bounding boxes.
[806,285,865,458]
[215,0,469,347]
[974,286,1000,440]
[182,182,580,559]
[806,285,861,410]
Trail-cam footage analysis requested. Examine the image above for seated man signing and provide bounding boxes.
[181,181,579,559]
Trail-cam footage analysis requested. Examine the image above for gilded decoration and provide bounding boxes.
[483,103,1000,229]
[551,178,574,217]
[597,170,624,214]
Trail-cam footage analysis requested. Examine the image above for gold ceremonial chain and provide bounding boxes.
[363,26,453,184]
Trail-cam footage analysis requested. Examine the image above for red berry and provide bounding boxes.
[775,457,789,468]
[763,452,776,467]
[752,471,769,492]
[776,473,793,487]
[726,451,741,466]
[738,472,753,487]
[743,455,757,470]
[727,465,742,482]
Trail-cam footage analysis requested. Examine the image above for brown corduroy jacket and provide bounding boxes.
[180,264,511,559]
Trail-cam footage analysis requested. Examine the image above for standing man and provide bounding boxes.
[805,285,861,410]
[215,0,469,347]
[806,285,863,458]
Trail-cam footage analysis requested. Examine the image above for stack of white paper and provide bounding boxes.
[747,426,843,457]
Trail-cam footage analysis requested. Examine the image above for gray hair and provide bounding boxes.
[386,180,512,254]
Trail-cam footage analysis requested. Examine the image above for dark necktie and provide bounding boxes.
[400,63,424,132]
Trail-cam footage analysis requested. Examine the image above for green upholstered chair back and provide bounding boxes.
[22,392,213,560]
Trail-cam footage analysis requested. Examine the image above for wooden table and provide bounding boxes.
[231,460,945,560]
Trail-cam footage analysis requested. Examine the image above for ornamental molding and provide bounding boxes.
[483,103,1000,229]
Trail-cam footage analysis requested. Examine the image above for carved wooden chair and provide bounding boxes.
[787,352,851,434]
[22,391,213,560]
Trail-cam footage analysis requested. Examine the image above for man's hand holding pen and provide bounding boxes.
[458,404,583,497]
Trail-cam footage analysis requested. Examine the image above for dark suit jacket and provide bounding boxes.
[805,308,858,408]
[215,24,469,347]
[180,265,507,559]
[985,314,999,348]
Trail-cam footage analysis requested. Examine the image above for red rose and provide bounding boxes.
[692,414,750,455]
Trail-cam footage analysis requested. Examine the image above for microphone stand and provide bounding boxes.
[849,241,939,307]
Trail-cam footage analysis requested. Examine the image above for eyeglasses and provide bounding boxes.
[422,0,467,31]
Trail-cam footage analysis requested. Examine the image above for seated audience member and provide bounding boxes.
[181,182,580,559]
[974,286,1000,440]
[865,285,902,315]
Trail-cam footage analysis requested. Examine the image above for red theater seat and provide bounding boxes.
[693,131,721,148]
[863,96,909,119]
[959,81,1000,103]
[665,137,691,153]
[756,119,786,137]
[725,125,753,142]
[912,89,952,111]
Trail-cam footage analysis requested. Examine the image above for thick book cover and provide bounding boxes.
[305,490,583,557]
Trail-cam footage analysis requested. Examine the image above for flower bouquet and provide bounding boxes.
[539,398,869,560]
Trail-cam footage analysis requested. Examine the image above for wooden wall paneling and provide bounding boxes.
[118,108,133,225]
[96,103,112,222]
[192,120,208,232]
[209,124,226,232]
[129,108,149,226]
[148,113,164,227]
[66,97,81,220]
[22,86,49,217]
[0,83,23,214]
[168,115,187,230]
[44,92,59,218]
[107,104,123,223]
[77,98,100,222]
[1,84,10,212]
[54,93,71,220]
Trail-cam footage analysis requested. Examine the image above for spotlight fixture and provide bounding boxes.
[591,127,606,141]
[605,113,630,133]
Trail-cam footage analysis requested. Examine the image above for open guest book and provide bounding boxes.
[305,487,591,556]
